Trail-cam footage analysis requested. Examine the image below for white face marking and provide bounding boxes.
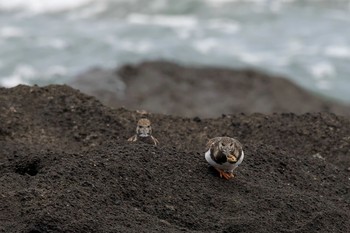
[137,125,151,137]
[218,141,239,159]
[136,119,152,137]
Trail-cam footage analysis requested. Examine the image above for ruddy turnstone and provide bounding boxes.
[128,118,159,146]
[205,137,244,179]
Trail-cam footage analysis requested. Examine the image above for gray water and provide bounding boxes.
[1,0,350,103]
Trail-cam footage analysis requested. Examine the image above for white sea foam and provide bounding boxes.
[310,62,335,79]
[0,75,28,87]
[0,0,350,103]
[174,28,193,40]
[193,38,218,54]
[0,64,35,87]
[127,14,198,28]
[238,52,265,65]
[37,38,68,50]
[46,66,67,77]
[310,61,336,90]
[120,40,154,54]
[0,26,25,38]
[324,46,350,58]
[204,0,295,7]
[207,19,240,33]
[14,64,37,79]
[0,0,92,14]
[0,64,67,87]
[67,2,107,19]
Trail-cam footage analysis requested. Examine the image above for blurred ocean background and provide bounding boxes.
[0,0,350,103]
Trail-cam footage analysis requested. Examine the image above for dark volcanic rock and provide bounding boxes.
[0,85,350,233]
[70,61,350,117]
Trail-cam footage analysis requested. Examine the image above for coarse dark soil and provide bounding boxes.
[0,85,350,233]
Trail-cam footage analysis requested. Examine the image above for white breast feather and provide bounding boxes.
[205,149,244,173]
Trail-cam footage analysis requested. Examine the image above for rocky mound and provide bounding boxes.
[0,85,349,233]
[71,61,350,117]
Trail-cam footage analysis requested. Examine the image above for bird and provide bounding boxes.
[205,137,244,179]
[128,118,159,146]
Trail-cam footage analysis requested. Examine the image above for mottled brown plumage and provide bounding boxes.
[205,137,244,179]
[128,118,159,146]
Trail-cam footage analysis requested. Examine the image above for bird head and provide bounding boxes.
[136,118,152,137]
[218,139,240,163]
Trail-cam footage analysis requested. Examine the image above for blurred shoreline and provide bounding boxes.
[70,60,350,117]
[1,0,350,103]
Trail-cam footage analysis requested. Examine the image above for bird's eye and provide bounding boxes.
[222,143,226,146]
[230,143,233,146]
[147,125,150,128]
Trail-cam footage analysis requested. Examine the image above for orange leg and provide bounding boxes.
[127,135,137,142]
[151,136,159,146]
[214,167,234,179]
